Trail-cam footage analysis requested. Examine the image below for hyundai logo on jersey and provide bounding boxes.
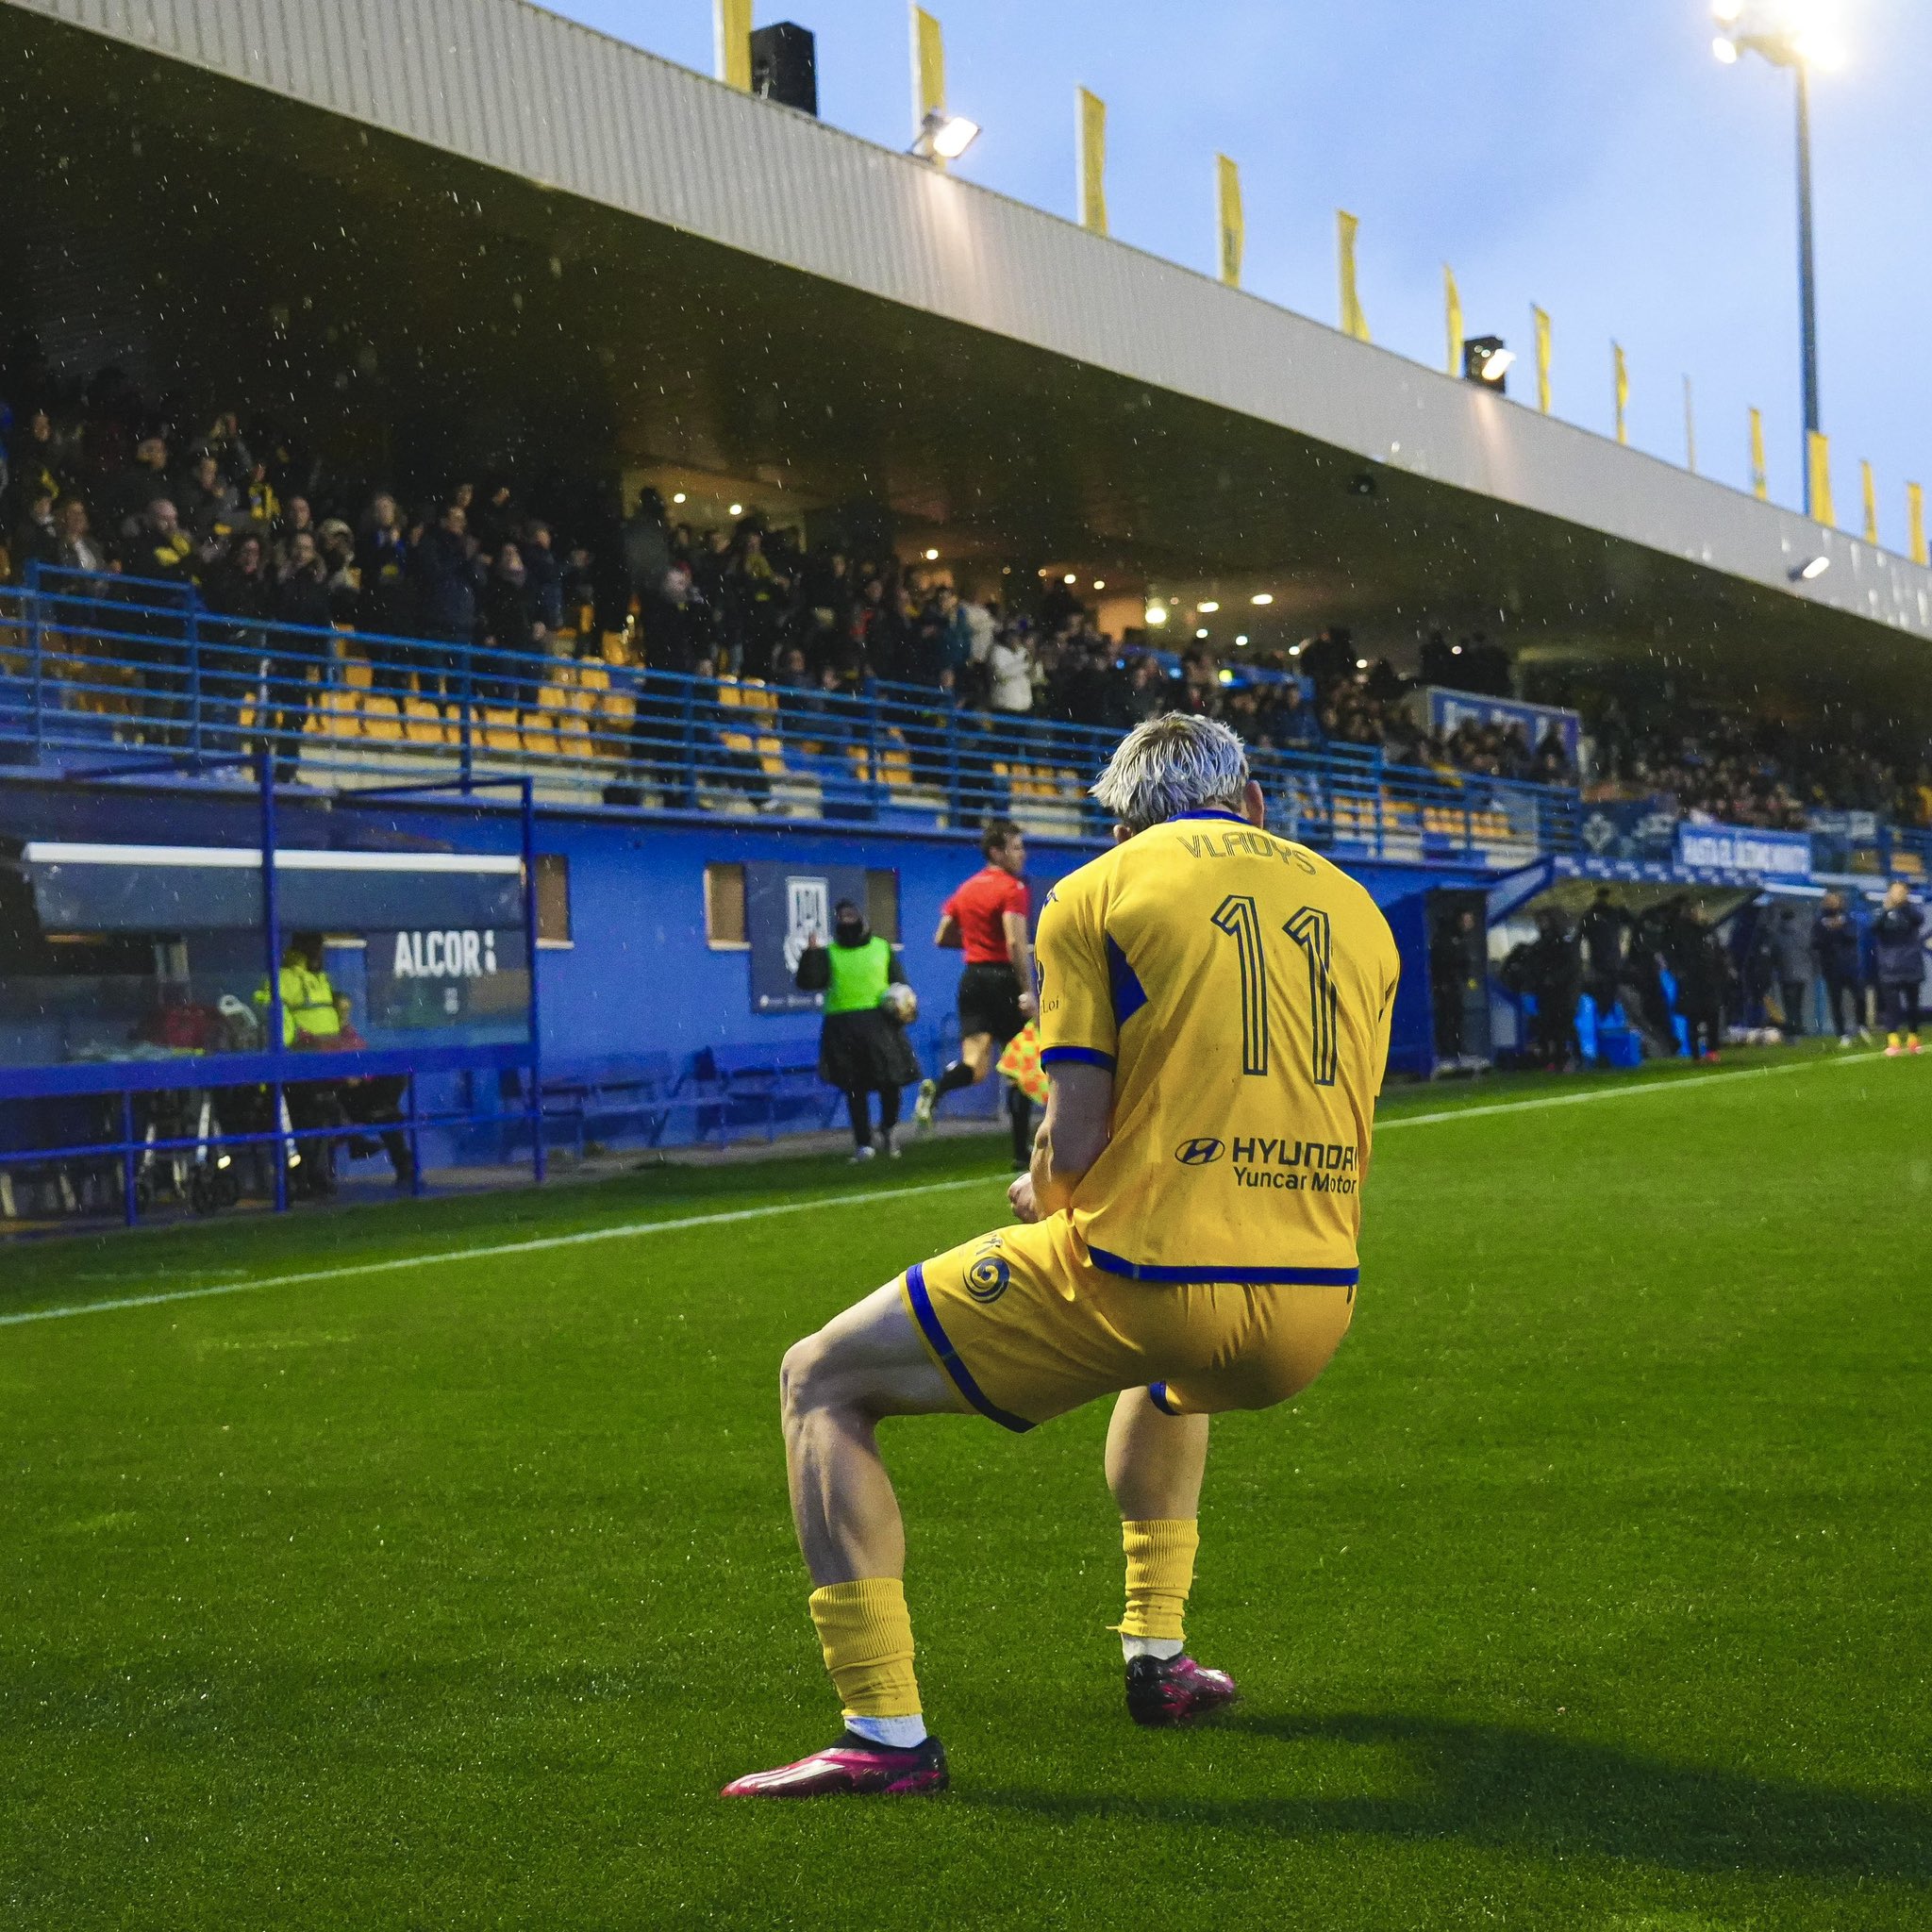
[1174,1138,1226,1166]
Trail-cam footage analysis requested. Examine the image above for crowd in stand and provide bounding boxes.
[1581,696,1932,831]
[3,378,1928,824]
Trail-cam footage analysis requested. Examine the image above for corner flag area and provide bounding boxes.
[4,1044,1924,1929]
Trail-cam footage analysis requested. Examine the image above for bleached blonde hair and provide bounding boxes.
[1091,714,1250,833]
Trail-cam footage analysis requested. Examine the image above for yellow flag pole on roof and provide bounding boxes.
[1216,156,1243,289]
[1443,265,1462,376]
[714,0,752,91]
[1077,88,1108,235]
[1749,408,1769,500]
[911,7,946,166]
[1338,212,1369,341]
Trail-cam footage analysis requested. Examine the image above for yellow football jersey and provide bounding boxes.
[1034,808,1400,1283]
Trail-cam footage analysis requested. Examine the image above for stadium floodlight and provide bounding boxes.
[912,109,981,162]
[1250,591,1274,607]
[1791,554,1831,580]
[1198,599,1220,612]
[1463,336,1514,390]
[1713,2,1843,510]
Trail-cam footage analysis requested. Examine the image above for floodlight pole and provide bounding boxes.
[1792,58,1822,502]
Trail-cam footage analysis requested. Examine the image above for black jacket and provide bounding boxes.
[1872,902,1925,987]
[1811,910,1861,982]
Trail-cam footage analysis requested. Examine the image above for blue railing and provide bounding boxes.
[1,565,1579,863]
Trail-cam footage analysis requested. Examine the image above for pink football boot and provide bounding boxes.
[1124,1654,1239,1727]
[721,1732,949,1799]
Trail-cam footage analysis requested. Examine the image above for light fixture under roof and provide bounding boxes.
[1144,604,1169,626]
[1791,554,1831,581]
[1250,592,1274,607]
[924,547,940,561]
[672,491,687,504]
[1198,599,1220,612]
[728,502,744,516]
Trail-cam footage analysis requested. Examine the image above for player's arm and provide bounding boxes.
[933,911,961,949]
[1012,1059,1112,1222]
[1003,910,1037,1018]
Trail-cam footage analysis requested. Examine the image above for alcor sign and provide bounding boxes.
[391,928,500,978]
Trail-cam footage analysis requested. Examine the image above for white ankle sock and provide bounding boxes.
[844,1713,927,1749]
[1121,1636,1184,1662]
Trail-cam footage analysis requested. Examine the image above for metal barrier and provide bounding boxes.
[1,566,1580,864]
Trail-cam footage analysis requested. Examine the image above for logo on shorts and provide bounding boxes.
[1174,1137,1226,1166]
[965,1254,1011,1303]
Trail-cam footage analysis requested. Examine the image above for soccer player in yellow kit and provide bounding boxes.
[724,715,1400,1797]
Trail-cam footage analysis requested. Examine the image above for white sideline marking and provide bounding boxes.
[1376,1048,1877,1135]
[0,1052,1884,1330]
[0,1174,1003,1329]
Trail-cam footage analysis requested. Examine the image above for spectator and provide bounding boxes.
[1812,891,1865,1046]
[356,493,413,695]
[1674,905,1729,1063]
[523,519,565,650]
[1872,882,1924,1057]
[317,519,358,625]
[54,497,108,575]
[1579,887,1629,1018]
[987,625,1036,714]
[10,485,58,576]
[273,493,318,569]
[479,541,540,708]
[264,529,332,774]
[204,531,274,751]
[1770,905,1814,1038]
[409,505,482,694]
[107,432,173,534]
[622,487,673,652]
[176,450,240,549]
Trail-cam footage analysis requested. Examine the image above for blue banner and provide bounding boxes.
[1577,798,1680,864]
[1422,688,1581,758]
[1674,824,1812,880]
[745,859,869,1015]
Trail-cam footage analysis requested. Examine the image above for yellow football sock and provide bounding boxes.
[1114,1518,1199,1642]
[808,1577,922,1719]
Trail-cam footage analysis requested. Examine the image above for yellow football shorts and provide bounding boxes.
[899,1213,1356,1432]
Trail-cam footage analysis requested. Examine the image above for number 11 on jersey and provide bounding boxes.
[1211,894,1340,1086]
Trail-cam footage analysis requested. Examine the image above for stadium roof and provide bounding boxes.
[5,0,1932,720]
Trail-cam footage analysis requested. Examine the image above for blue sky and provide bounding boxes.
[546,1,1928,543]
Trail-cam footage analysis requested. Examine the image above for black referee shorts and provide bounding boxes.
[958,961,1026,1046]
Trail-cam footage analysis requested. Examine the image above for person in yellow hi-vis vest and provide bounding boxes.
[255,933,344,1198]
[256,933,343,1048]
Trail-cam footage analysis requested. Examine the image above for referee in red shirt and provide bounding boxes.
[914,818,1038,1167]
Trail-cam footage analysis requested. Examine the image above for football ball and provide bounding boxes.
[879,983,919,1024]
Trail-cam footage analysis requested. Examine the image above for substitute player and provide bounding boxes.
[913,819,1038,1169]
[723,716,1400,1799]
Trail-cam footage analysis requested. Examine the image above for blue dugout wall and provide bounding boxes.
[0,773,1493,1179]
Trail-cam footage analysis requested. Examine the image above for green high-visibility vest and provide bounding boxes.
[824,935,892,1015]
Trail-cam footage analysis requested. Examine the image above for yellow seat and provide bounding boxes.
[342,658,375,692]
[481,707,523,753]
[361,694,404,742]
[599,688,636,732]
[403,696,446,746]
[307,685,360,741]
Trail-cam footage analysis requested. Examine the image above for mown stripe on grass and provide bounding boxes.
[1,1050,1891,1330]
[1377,1046,1881,1134]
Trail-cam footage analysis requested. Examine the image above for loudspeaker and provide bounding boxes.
[750,24,818,117]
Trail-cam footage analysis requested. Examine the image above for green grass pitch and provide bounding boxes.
[3,1047,1928,1929]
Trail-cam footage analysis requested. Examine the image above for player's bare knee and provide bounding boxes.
[779,1332,829,1425]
